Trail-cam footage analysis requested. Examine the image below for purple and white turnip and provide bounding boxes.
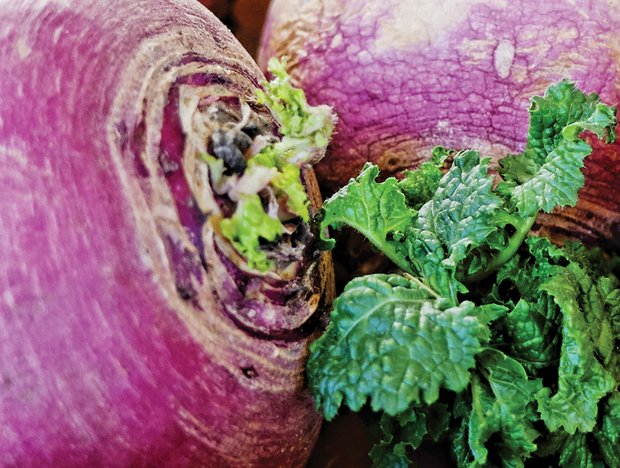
[259,0,620,248]
[0,0,333,464]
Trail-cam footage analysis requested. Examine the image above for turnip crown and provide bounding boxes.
[179,58,336,273]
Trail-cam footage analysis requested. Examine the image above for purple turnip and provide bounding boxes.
[259,0,620,248]
[0,0,333,464]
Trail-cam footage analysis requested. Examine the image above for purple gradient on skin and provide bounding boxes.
[178,53,265,88]
[0,0,323,464]
[165,235,203,305]
[261,0,620,195]
[214,240,312,333]
[121,118,149,178]
[157,67,313,332]
[177,71,232,87]
[159,83,206,250]
[260,0,620,247]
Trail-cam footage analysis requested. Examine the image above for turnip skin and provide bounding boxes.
[0,0,332,465]
[259,0,620,247]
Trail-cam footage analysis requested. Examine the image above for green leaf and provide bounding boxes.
[511,138,592,214]
[489,241,564,374]
[452,415,474,468]
[563,101,618,142]
[219,194,283,271]
[369,401,451,468]
[406,150,503,302]
[599,275,620,343]
[526,81,616,163]
[247,147,310,221]
[558,433,594,468]
[320,163,414,272]
[416,150,502,264]
[369,409,426,468]
[303,81,620,467]
[257,57,336,165]
[503,299,561,373]
[307,274,485,419]
[489,235,565,301]
[506,81,617,216]
[562,240,620,278]
[425,401,452,442]
[498,153,539,185]
[594,393,620,467]
[271,160,308,221]
[212,58,336,269]
[397,146,448,210]
[535,431,595,467]
[368,441,411,468]
[537,263,616,434]
[369,402,450,467]
[476,303,509,326]
[467,350,542,467]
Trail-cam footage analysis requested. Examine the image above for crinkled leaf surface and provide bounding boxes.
[406,150,502,302]
[369,401,451,468]
[490,239,565,373]
[559,433,594,468]
[320,164,413,272]
[537,263,616,434]
[594,392,620,467]
[307,274,485,419]
[505,81,617,216]
[397,146,447,210]
[219,194,282,271]
[369,409,426,468]
[467,350,541,467]
[306,80,620,467]
[257,57,335,165]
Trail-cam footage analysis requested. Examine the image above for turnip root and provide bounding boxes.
[259,0,620,248]
[0,0,333,465]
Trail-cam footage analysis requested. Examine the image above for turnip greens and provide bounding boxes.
[308,81,620,467]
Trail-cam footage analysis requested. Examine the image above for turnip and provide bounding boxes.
[0,0,334,464]
[259,0,620,248]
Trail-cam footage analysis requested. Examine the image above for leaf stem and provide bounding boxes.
[465,214,538,283]
[348,224,415,276]
[402,272,440,299]
[380,243,416,276]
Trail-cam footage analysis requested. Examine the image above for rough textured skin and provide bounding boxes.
[0,0,333,465]
[259,0,620,248]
